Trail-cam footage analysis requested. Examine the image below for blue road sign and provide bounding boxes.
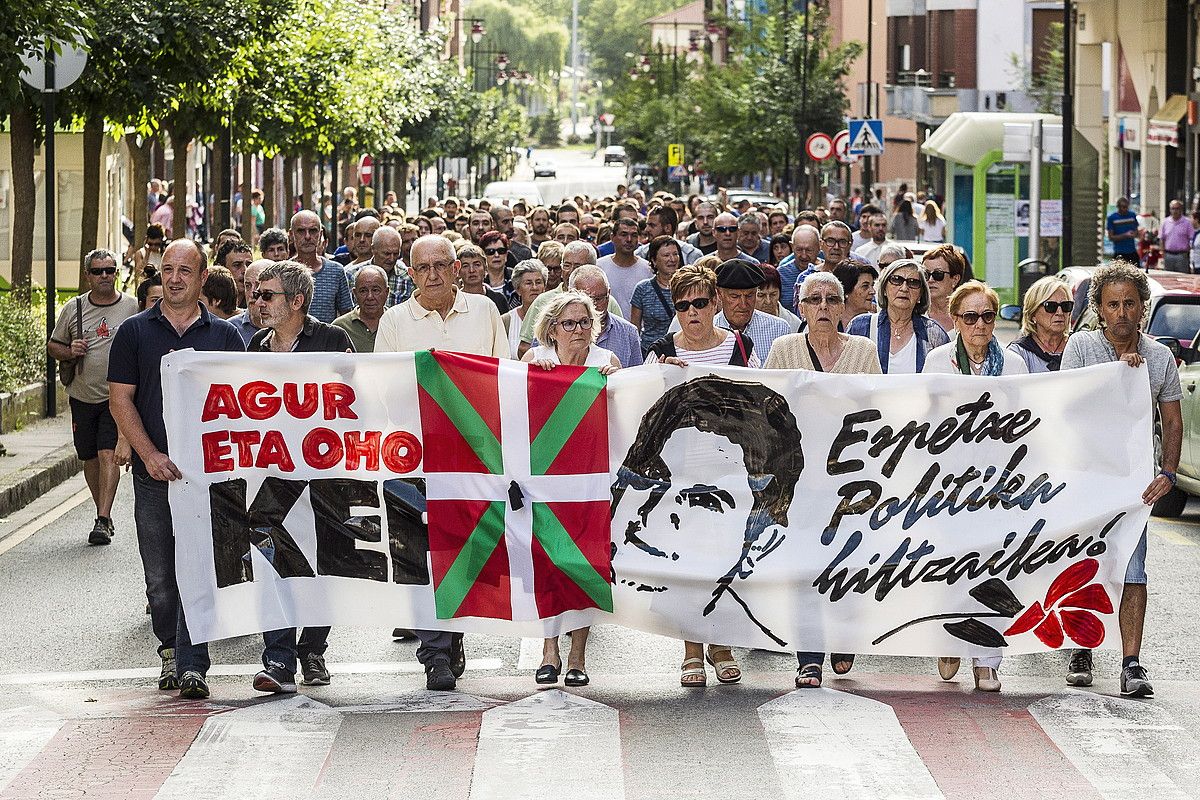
[848,119,884,156]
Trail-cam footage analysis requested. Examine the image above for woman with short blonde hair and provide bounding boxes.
[1008,275,1072,373]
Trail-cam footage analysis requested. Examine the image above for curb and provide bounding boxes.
[0,443,82,520]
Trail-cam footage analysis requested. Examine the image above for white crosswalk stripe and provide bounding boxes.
[759,689,944,799]
[153,695,342,800]
[1029,690,1197,800]
[469,690,625,800]
[0,706,63,792]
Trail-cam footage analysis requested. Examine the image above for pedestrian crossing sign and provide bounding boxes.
[668,165,688,181]
[848,118,884,156]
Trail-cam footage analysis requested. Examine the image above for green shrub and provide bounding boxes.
[0,291,47,394]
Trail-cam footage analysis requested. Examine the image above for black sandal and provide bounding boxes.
[535,663,560,684]
[564,668,589,687]
[831,653,855,675]
[796,663,822,688]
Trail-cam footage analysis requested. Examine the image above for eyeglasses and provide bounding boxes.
[673,297,713,312]
[887,274,924,290]
[714,225,738,234]
[88,266,117,276]
[822,237,851,247]
[956,310,997,325]
[412,260,455,274]
[927,269,954,282]
[1041,300,1074,314]
[484,247,507,255]
[553,317,593,332]
[251,289,292,302]
[800,294,844,306]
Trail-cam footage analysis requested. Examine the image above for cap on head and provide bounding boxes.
[715,259,765,289]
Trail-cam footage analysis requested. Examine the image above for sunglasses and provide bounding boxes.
[89,266,117,276]
[251,289,292,302]
[484,247,507,255]
[927,269,955,282]
[553,317,593,332]
[957,310,997,325]
[887,274,924,289]
[1041,300,1074,314]
[714,225,738,234]
[673,297,713,312]
[800,294,844,306]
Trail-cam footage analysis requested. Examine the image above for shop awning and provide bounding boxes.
[1147,94,1187,147]
[921,112,1060,166]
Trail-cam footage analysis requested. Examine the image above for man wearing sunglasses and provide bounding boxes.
[48,249,139,546]
[712,212,760,266]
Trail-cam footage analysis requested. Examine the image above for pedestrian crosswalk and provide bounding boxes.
[0,676,1197,800]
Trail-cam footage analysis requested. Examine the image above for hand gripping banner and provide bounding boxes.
[163,350,1152,659]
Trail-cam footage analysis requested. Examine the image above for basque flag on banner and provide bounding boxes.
[415,351,613,621]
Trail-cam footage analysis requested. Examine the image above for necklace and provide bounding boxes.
[891,320,912,339]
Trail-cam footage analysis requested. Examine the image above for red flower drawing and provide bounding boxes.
[1003,558,1113,648]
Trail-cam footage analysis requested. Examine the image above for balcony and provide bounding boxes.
[886,83,977,126]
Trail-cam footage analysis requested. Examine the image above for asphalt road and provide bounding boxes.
[516,147,629,206]
[0,472,1198,799]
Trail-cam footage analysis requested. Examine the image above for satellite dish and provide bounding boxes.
[19,38,89,92]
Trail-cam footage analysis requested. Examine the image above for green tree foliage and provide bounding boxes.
[464,0,568,80]
[578,0,679,86]
[1008,22,1064,114]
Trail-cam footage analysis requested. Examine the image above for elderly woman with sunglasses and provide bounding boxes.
[846,258,949,373]
[646,263,757,687]
[922,281,1026,691]
[1007,275,1072,373]
[522,291,620,688]
[921,244,966,332]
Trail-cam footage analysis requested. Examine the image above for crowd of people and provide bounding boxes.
[48,183,1177,703]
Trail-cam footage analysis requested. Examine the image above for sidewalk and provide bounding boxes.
[0,413,80,521]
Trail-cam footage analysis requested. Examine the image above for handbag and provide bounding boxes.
[59,297,83,388]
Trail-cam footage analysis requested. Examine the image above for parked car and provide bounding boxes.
[1151,331,1200,517]
[603,145,627,165]
[480,181,545,208]
[711,190,786,211]
[532,160,556,178]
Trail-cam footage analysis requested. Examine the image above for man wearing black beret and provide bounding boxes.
[669,259,792,361]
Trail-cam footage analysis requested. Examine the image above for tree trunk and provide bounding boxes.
[9,99,36,301]
[241,153,254,241]
[301,152,314,213]
[208,139,223,237]
[262,155,276,231]
[169,125,189,239]
[79,113,104,289]
[126,133,153,250]
[283,154,297,220]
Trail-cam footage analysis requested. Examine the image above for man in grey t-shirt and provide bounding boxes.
[597,217,652,318]
[1060,263,1182,699]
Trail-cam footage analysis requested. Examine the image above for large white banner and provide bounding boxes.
[163,350,1153,657]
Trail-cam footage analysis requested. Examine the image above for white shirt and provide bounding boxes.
[597,255,653,319]
[375,289,509,358]
[853,240,884,266]
[887,333,918,374]
[918,218,946,242]
[921,341,1029,375]
[530,344,615,368]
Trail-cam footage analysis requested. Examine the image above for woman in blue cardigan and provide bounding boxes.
[846,258,948,373]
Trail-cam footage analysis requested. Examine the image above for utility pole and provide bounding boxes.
[863,0,874,195]
[799,0,811,209]
[570,0,580,135]
[1061,1,1074,265]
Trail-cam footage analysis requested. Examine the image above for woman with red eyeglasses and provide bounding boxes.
[1007,275,1072,373]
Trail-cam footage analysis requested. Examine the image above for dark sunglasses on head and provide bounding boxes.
[1041,300,1074,314]
[251,289,291,302]
[484,247,507,255]
[927,269,955,282]
[89,266,117,276]
[714,225,738,233]
[887,274,923,289]
[673,297,712,312]
[957,310,997,325]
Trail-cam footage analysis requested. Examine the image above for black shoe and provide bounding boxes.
[300,653,331,686]
[535,663,561,685]
[178,671,209,699]
[450,633,466,678]
[1066,649,1094,687]
[253,664,297,694]
[158,648,178,691]
[426,661,456,691]
[88,518,112,546]
[1121,662,1154,698]
[392,628,415,640]
[564,668,590,687]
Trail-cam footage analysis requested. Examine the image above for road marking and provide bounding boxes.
[154,696,341,799]
[1030,690,1194,799]
[470,690,625,800]
[759,689,943,799]
[0,484,90,556]
[0,658,505,686]
[0,706,64,792]
[1150,522,1197,546]
[518,637,543,670]
[339,692,501,714]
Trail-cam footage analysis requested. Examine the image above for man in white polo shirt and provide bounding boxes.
[374,234,508,691]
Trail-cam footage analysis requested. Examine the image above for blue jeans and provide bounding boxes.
[1124,527,1149,585]
[135,472,298,678]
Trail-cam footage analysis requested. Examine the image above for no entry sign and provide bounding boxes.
[805,132,833,161]
[359,155,374,186]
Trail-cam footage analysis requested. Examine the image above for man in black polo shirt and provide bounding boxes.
[245,260,354,692]
[108,239,245,700]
